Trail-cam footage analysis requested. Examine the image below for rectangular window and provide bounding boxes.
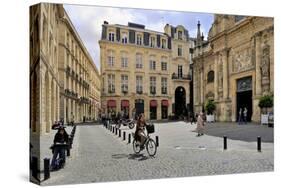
[162,39,166,49]
[178,65,183,78]
[121,33,127,44]
[121,56,128,68]
[136,76,143,93]
[178,45,182,56]
[150,37,155,47]
[107,52,114,67]
[108,74,115,93]
[137,34,142,45]
[150,77,156,94]
[109,32,115,42]
[121,75,128,92]
[136,54,143,69]
[161,77,167,94]
[149,60,156,70]
[161,62,167,71]
[178,31,182,40]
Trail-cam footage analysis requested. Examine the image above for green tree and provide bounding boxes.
[205,100,216,115]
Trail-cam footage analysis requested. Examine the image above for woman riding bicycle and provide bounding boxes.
[135,113,147,150]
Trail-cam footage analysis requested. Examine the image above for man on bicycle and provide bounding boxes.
[135,113,147,150]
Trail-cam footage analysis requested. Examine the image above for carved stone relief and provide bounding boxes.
[231,48,254,73]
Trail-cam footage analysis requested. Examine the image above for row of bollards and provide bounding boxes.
[223,135,262,152]
[103,122,159,147]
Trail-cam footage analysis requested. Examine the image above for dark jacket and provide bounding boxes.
[53,131,69,144]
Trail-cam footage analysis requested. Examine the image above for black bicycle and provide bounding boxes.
[132,123,157,156]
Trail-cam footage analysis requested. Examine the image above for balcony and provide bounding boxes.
[64,89,78,99]
[80,96,90,104]
[136,89,143,94]
[172,73,191,81]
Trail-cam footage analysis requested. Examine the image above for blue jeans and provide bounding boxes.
[51,147,66,168]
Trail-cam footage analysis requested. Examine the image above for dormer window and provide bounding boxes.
[109,32,115,42]
[121,33,128,44]
[137,34,142,45]
[178,31,183,40]
[162,39,166,49]
[150,37,155,47]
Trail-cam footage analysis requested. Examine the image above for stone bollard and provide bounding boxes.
[223,136,227,150]
[123,131,126,141]
[31,156,38,180]
[44,158,50,180]
[128,133,131,144]
[156,136,159,147]
[257,136,261,152]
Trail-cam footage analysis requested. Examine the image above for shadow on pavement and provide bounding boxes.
[111,153,150,161]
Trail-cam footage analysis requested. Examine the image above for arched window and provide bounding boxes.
[207,70,214,83]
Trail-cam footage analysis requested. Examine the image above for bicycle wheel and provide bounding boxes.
[129,122,135,129]
[146,139,157,156]
[133,139,141,154]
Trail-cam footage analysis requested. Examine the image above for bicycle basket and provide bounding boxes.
[146,123,155,134]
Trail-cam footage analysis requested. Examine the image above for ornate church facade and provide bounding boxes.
[192,15,274,122]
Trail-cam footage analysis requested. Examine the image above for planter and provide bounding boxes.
[206,114,215,123]
[261,114,269,125]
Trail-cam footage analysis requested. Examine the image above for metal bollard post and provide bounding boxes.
[128,133,131,143]
[156,136,159,147]
[44,158,50,180]
[31,156,38,180]
[257,136,261,152]
[223,136,227,150]
[115,128,117,135]
[119,129,121,137]
[123,131,126,141]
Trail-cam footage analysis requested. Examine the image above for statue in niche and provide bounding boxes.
[260,46,270,77]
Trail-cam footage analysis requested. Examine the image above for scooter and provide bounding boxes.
[115,118,135,129]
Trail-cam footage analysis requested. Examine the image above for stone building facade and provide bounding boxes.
[58,9,100,124]
[30,3,63,135]
[30,3,101,135]
[99,22,191,120]
[192,15,274,122]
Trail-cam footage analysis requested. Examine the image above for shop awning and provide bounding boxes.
[150,100,158,107]
[161,100,169,106]
[107,100,116,107]
[121,100,129,107]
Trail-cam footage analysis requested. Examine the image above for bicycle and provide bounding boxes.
[132,123,157,156]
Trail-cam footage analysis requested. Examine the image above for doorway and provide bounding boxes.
[175,86,186,118]
[236,77,252,122]
[135,99,144,118]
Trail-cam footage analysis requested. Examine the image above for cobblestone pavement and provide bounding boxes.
[42,122,274,186]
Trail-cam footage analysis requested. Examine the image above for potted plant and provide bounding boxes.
[258,94,273,125]
[205,100,216,122]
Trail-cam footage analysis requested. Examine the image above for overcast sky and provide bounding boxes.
[63,4,214,72]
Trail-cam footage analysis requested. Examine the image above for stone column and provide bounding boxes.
[222,50,228,99]
[47,76,52,133]
[157,100,161,120]
[255,33,262,96]
[200,66,204,108]
[214,53,219,100]
[193,67,198,106]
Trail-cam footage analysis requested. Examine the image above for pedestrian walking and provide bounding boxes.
[238,108,243,125]
[196,112,205,136]
[243,107,248,124]
[70,112,74,126]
